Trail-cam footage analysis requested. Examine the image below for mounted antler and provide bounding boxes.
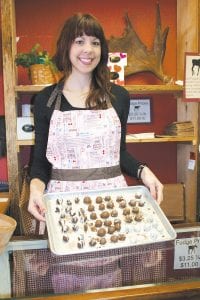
[107,3,173,83]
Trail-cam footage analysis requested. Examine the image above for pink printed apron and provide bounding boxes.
[46,94,127,193]
[44,91,127,291]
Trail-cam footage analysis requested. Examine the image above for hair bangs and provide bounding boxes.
[75,15,104,40]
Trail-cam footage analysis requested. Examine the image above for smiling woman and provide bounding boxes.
[28,13,163,227]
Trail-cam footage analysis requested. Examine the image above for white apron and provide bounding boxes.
[46,93,127,193]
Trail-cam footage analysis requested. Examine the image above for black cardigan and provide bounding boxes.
[30,83,142,186]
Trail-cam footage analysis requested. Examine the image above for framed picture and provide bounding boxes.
[184,52,200,101]
[127,97,152,124]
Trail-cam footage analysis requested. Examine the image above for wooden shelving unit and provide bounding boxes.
[15,83,192,150]
[1,0,200,299]
[1,0,200,229]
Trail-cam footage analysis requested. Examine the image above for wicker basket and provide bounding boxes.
[30,64,57,85]
[0,213,16,254]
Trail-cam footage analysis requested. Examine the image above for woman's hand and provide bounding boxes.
[140,166,163,204]
[28,178,46,222]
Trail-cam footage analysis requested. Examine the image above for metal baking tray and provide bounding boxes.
[43,185,176,255]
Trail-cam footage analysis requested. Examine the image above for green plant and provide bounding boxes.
[15,43,56,70]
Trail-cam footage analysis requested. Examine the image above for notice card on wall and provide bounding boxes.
[184,52,200,101]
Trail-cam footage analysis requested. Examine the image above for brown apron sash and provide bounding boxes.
[51,165,121,181]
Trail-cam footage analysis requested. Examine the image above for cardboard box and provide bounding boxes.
[161,183,185,222]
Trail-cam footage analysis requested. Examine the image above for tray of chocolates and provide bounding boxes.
[43,186,176,255]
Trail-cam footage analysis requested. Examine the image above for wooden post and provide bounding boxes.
[177,0,200,222]
[1,0,21,229]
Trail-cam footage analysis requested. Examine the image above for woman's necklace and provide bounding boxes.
[63,87,90,95]
[62,88,89,108]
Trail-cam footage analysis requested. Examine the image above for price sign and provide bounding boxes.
[174,237,200,269]
[127,98,151,124]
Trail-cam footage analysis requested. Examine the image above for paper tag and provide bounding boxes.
[174,237,200,269]
[188,151,196,170]
[188,159,195,170]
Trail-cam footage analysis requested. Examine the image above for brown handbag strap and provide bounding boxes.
[19,166,30,207]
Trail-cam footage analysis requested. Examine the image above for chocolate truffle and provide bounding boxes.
[132,207,140,214]
[84,224,88,232]
[100,211,110,219]
[111,209,118,217]
[104,219,112,227]
[90,212,97,220]
[95,219,103,227]
[89,238,97,247]
[119,201,126,208]
[123,207,130,215]
[97,227,106,237]
[83,196,92,204]
[135,193,142,199]
[77,240,84,248]
[99,237,107,245]
[88,204,95,212]
[67,199,72,206]
[56,198,63,205]
[116,196,124,202]
[63,235,69,242]
[104,195,111,201]
[135,214,143,222]
[107,201,114,209]
[128,199,137,207]
[96,196,103,204]
[71,216,78,223]
[118,233,126,241]
[114,222,121,231]
[110,235,118,243]
[72,224,79,231]
[74,197,80,204]
[99,203,105,210]
[55,207,60,213]
[107,225,116,234]
[125,215,133,223]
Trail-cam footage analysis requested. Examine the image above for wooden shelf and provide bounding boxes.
[126,135,195,144]
[15,84,184,94]
[15,85,52,93]
[125,84,183,94]
[17,140,35,146]
[16,135,195,151]
[16,139,35,152]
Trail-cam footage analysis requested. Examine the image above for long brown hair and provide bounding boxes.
[53,13,113,109]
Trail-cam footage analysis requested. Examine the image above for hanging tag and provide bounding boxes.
[188,152,196,170]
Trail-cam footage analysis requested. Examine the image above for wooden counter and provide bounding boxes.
[1,224,200,299]
[19,280,200,300]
